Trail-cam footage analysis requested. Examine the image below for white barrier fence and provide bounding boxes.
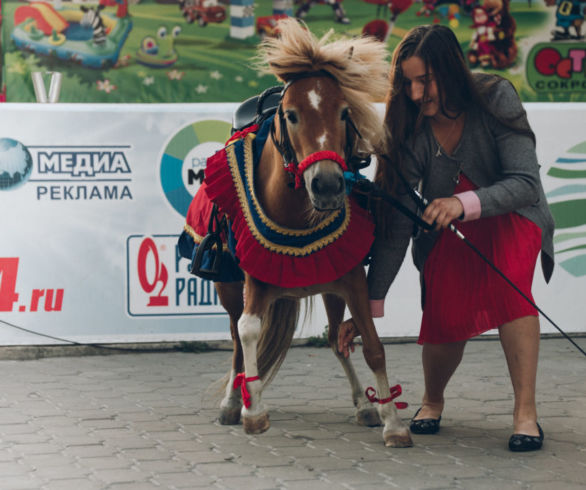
[0,103,584,345]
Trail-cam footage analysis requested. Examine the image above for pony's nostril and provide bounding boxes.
[311,174,344,196]
[311,176,321,195]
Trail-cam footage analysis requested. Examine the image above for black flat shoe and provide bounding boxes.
[410,407,441,435]
[508,423,544,452]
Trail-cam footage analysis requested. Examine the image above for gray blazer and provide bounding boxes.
[367,78,555,302]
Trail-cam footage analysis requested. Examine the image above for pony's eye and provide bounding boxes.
[285,111,298,124]
[341,107,350,121]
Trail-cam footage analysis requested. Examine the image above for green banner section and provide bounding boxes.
[549,199,586,229]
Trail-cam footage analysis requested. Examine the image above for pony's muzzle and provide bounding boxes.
[306,161,346,210]
[311,173,344,198]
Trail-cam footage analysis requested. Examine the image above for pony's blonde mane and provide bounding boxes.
[256,19,390,154]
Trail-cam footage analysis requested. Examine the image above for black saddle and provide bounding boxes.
[231,86,282,134]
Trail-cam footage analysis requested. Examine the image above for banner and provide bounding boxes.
[0,102,585,345]
[1,0,585,103]
[0,103,236,344]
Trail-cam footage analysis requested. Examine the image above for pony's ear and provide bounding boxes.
[347,46,354,60]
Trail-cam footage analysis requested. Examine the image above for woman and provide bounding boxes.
[339,24,554,452]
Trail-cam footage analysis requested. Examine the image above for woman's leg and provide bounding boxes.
[414,340,467,420]
[498,315,540,436]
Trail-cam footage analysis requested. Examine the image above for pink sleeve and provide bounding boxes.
[455,190,481,221]
[370,299,385,318]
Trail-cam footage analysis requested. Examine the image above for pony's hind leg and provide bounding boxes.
[216,282,245,425]
[322,294,381,427]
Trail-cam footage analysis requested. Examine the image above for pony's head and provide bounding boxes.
[257,19,389,212]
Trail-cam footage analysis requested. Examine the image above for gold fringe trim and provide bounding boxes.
[225,133,351,256]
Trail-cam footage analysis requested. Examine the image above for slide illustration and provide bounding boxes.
[14,2,69,36]
[11,1,132,69]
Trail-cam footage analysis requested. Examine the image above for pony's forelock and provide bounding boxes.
[255,19,390,152]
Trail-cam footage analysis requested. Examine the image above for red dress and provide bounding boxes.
[418,174,541,344]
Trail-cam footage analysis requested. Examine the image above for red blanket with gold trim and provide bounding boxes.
[183,120,375,288]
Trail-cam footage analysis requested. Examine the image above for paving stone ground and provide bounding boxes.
[0,337,584,490]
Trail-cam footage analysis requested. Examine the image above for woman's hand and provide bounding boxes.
[422,197,463,230]
[337,319,358,358]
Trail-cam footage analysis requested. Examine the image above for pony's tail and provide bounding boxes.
[257,297,300,386]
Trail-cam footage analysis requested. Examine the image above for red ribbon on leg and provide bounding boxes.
[233,373,260,409]
[365,384,408,409]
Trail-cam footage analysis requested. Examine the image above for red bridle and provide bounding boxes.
[285,150,349,190]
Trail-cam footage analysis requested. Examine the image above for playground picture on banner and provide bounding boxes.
[1,0,585,102]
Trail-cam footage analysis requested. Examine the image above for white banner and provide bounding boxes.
[0,103,584,345]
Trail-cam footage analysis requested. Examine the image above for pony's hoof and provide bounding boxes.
[219,406,241,425]
[243,412,270,434]
[384,431,413,448]
[356,407,382,427]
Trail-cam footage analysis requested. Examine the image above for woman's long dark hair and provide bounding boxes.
[375,24,534,233]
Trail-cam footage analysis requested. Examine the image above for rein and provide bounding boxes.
[269,70,366,189]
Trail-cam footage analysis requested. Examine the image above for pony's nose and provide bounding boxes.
[311,174,344,197]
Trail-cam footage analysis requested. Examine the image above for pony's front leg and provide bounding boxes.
[343,267,412,448]
[369,369,412,447]
[322,294,381,427]
[360,336,412,447]
[334,343,382,427]
[360,331,411,447]
[237,276,271,434]
[237,313,269,433]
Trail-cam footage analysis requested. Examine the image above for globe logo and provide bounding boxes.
[0,138,33,191]
[160,120,231,217]
[546,140,586,277]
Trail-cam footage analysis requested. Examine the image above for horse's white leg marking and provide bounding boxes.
[373,372,412,447]
[222,370,240,404]
[237,313,264,416]
[219,369,242,425]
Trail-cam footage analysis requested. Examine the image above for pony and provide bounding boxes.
[179,19,412,448]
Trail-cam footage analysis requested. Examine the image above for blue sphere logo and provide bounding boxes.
[160,120,231,217]
[0,138,33,191]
